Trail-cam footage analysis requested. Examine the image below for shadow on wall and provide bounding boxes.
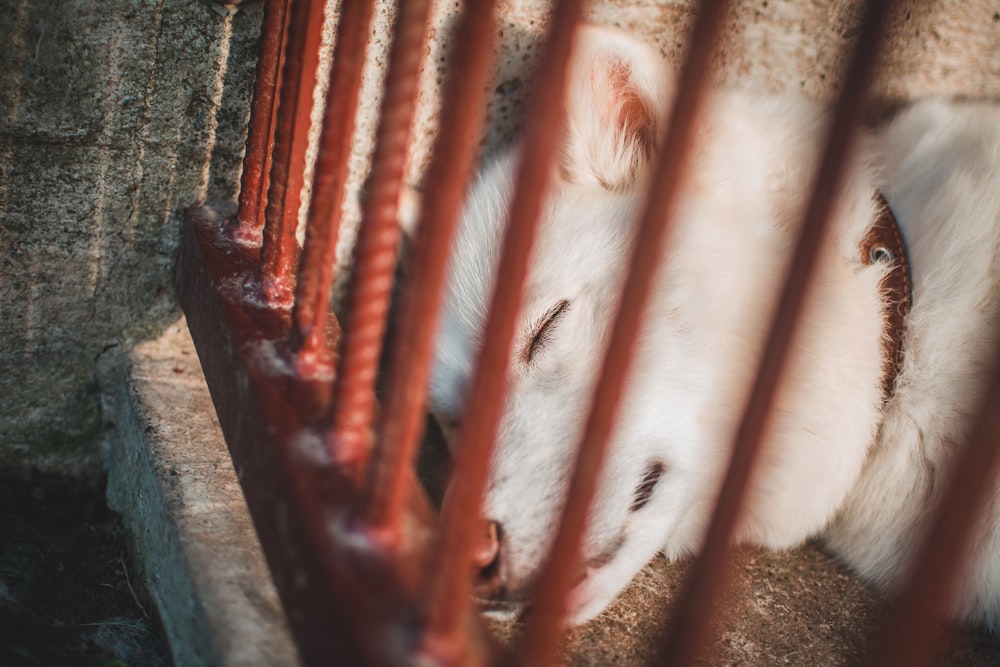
[0,0,260,472]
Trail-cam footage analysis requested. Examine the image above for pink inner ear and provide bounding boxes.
[605,60,658,159]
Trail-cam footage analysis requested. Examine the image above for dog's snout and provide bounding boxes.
[472,520,504,598]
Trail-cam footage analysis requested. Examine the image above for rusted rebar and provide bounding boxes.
[259,0,325,306]
[365,0,500,539]
[291,0,376,375]
[419,0,585,659]
[234,0,292,245]
[658,1,895,663]
[326,0,433,469]
[515,3,732,666]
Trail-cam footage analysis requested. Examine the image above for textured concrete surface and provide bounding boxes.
[0,0,260,471]
[98,317,298,667]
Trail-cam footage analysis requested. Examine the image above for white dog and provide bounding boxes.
[427,26,1000,627]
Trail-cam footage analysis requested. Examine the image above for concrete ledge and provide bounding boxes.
[98,318,299,667]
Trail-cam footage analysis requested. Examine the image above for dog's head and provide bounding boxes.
[428,26,886,624]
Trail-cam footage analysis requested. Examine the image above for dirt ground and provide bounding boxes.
[417,422,1000,666]
[485,543,1000,666]
[0,470,170,667]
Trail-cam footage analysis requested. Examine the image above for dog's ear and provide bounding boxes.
[558,26,670,192]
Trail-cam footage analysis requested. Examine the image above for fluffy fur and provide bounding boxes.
[427,26,1000,626]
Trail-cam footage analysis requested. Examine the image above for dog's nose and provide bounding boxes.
[472,520,503,597]
[471,519,500,568]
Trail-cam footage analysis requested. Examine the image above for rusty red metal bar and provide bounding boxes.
[259,0,325,306]
[291,0,375,375]
[658,1,896,663]
[234,0,292,245]
[180,204,442,665]
[364,0,501,539]
[514,3,732,665]
[178,4,454,663]
[419,0,586,660]
[872,358,1000,665]
[326,0,433,473]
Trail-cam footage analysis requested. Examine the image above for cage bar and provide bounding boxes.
[326,0,433,475]
[419,0,586,660]
[365,0,502,541]
[234,0,291,245]
[259,0,326,306]
[514,2,732,664]
[291,0,376,375]
[179,3,443,663]
[179,207,365,664]
[658,0,896,663]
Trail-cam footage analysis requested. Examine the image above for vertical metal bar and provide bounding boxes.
[364,0,501,539]
[515,3,732,665]
[235,0,292,244]
[871,358,1000,666]
[326,0,433,469]
[258,0,325,305]
[291,0,376,375]
[419,0,585,660]
[658,1,895,663]
[178,216,367,666]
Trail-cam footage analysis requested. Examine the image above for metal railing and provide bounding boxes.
[176,1,1000,664]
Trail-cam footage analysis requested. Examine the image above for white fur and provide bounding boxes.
[824,99,1000,630]
[428,26,1000,627]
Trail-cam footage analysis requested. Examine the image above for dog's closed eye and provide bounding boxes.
[630,460,666,512]
[523,299,571,364]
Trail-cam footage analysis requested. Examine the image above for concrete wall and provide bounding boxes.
[0,0,259,471]
[2,0,998,472]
